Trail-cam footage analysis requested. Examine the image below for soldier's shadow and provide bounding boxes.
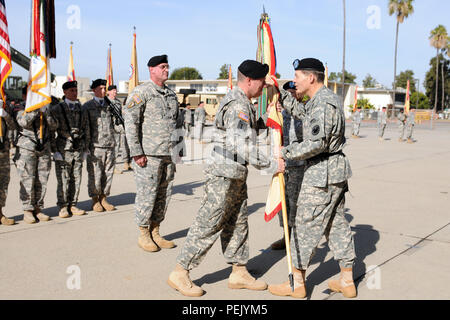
[37,192,137,218]
[172,181,204,196]
[305,211,379,299]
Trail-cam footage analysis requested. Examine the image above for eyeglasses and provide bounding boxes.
[158,64,170,70]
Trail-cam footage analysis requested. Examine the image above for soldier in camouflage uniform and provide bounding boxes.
[397,109,407,142]
[406,108,415,144]
[271,81,304,250]
[377,106,388,141]
[194,101,207,142]
[123,55,179,253]
[168,60,284,297]
[351,107,362,138]
[107,85,130,174]
[268,58,356,299]
[0,101,16,225]
[83,79,116,212]
[51,81,89,218]
[14,95,58,224]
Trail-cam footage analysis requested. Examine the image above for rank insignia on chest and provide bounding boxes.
[238,112,249,123]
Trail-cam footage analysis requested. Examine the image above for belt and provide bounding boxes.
[308,150,344,162]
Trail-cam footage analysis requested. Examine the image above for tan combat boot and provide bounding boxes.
[92,196,104,212]
[328,267,357,298]
[150,222,175,249]
[58,206,70,218]
[0,208,15,225]
[35,208,50,221]
[398,138,404,142]
[138,226,160,252]
[268,268,307,299]
[407,138,414,144]
[23,210,36,224]
[114,167,123,174]
[123,162,131,171]
[167,264,204,297]
[228,265,268,291]
[100,195,115,211]
[70,206,86,216]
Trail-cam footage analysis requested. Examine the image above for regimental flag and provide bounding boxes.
[67,42,75,81]
[404,79,410,115]
[353,85,358,112]
[128,27,138,94]
[256,11,277,119]
[257,11,282,223]
[324,64,328,87]
[227,64,232,91]
[26,0,56,113]
[106,43,113,89]
[0,0,12,104]
[264,104,284,222]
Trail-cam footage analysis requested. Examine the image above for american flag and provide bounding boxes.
[0,0,12,102]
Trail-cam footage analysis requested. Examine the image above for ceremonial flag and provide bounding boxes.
[404,79,410,114]
[227,64,232,91]
[106,43,113,89]
[67,42,75,81]
[128,27,138,94]
[0,0,12,104]
[324,64,328,87]
[353,85,358,112]
[26,0,56,113]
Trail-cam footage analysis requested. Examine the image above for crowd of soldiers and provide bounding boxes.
[1,54,366,299]
[351,105,416,143]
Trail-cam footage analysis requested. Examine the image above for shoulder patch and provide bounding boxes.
[238,111,249,123]
[132,95,142,104]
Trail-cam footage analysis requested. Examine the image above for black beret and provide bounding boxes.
[62,80,77,90]
[283,81,296,90]
[107,85,117,91]
[91,79,107,89]
[293,58,325,73]
[238,60,269,79]
[147,54,168,67]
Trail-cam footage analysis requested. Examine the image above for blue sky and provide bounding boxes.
[5,0,449,90]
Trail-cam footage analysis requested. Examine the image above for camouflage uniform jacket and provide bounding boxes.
[194,107,206,124]
[123,80,179,157]
[83,98,116,149]
[282,110,304,167]
[0,103,16,150]
[207,86,275,180]
[378,111,387,125]
[15,108,58,152]
[352,110,362,123]
[279,85,352,188]
[184,108,193,124]
[50,100,89,152]
[397,112,406,124]
[406,112,415,125]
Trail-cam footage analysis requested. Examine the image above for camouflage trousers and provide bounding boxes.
[291,181,355,270]
[55,150,83,208]
[14,147,51,211]
[352,122,360,136]
[86,147,115,197]
[114,132,130,164]
[278,166,304,228]
[177,172,249,270]
[406,124,414,139]
[185,123,193,138]
[195,123,204,141]
[399,123,406,140]
[0,150,10,207]
[132,155,175,227]
[378,124,386,138]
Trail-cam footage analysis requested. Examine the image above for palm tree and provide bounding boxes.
[341,0,346,105]
[429,25,448,116]
[388,0,414,118]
